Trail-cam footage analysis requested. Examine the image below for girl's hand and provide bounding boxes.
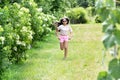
[69,37,71,40]
[57,36,60,40]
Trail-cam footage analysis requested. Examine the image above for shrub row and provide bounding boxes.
[66,7,102,24]
[0,1,56,78]
[66,7,89,24]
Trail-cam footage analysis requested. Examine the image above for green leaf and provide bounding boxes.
[105,0,116,8]
[108,58,120,79]
[97,71,112,80]
[102,21,115,34]
[109,9,120,24]
[102,21,110,32]
[95,0,105,9]
[102,33,116,49]
[105,24,115,33]
[117,9,120,24]
[114,29,120,45]
[97,7,110,22]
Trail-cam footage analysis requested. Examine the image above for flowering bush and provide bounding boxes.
[7,3,33,63]
[66,7,89,24]
[22,0,56,40]
[0,1,56,78]
[0,7,11,77]
[0,3,33,77]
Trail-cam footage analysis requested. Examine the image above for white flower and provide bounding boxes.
[16,40,21,45]
[16,35,20,40]
[38,16,42,19]
[0,36,5,44]
[18,11,24,15]
[27,44,31,49]
[20,7,29,13]
[22,42,26,46]
[44,18,48,21]
[16,40,26,46]
[29,2,32,5]
[20,27,27,32]
[43,24,46,27]
[14,3,20,9]
[28,35,33,39]
[13,46,17,51]
[0,25,4,32]
[37,8,42,12]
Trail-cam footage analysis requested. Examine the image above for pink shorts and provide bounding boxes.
[59,35,69,43]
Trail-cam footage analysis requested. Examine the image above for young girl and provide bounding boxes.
[55,18,73,59]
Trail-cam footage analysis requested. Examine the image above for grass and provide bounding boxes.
[2,24,115,80]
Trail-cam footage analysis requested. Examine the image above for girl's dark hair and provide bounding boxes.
[60,17,70,24]
[55,17,70,27]
[54,22,61,27]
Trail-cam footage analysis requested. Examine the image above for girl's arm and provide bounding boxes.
[53,22,59,38]
[69,26,73,39]
[55,28,59,38]
[69,32,72,40]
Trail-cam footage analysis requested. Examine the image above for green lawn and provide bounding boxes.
[3,24,114,80]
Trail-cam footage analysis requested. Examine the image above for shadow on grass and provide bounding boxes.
[97,58,120,80]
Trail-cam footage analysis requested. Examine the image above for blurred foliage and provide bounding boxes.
[97,71,112,80]
[96,0,120,49]
[0,0,22,7]
[0,0,98,19]
[96,0,120,80]
[66,7,89,24]
[97,58,120,80]
[116,0,120,7]
[77,0,95,8]
[108,58,120,80]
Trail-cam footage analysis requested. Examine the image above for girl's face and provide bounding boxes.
[62,19,67,25]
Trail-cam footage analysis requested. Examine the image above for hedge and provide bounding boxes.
[0,1,56,79]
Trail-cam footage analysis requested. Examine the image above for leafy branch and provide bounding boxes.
[95,0,120,57]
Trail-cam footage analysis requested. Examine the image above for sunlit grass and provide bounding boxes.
[3,24,114,80]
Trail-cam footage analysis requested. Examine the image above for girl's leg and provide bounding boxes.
[60,42,64,50]
[63,41,68,59]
